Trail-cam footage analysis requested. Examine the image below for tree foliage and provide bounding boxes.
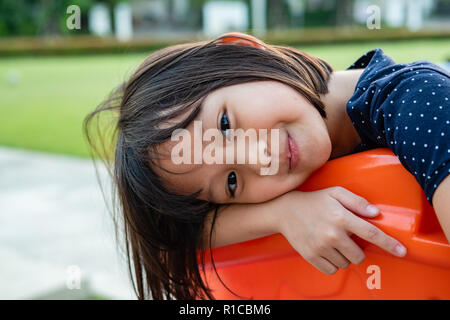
[0,0,127,36]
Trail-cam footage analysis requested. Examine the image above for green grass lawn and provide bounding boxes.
[0,38,449,158]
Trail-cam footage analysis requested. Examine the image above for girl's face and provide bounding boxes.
[155,80,332,204]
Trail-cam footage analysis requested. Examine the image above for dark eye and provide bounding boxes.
[220,112,230,136]
[227,172,237,197]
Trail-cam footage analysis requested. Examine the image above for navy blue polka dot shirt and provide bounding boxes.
[346,48,450,206]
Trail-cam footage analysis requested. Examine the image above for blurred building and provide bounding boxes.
[353,0,450,31]
[127,0,450,39]
[1,0,448,39]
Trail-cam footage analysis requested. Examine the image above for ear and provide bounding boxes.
[216,32,266,50]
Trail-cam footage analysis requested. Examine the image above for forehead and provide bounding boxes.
[151,100,217,199]
[153,147,218,202]
[155,157,207,196]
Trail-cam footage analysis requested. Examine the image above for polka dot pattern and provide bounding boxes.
[346,48,450,206]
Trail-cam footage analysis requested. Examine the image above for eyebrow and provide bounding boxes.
[200,97,221,202]
[206,172,229,203]
[199,95,238,203]
[240,176,245,201]
[206,179,214,201]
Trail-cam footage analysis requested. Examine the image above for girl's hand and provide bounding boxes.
[275,187,407,275]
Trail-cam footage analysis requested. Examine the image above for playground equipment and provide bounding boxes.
[199,148,450,299]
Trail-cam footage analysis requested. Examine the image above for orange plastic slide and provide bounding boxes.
[199,148,450,299]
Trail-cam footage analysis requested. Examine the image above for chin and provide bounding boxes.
[316,138,333,164]
[301,140,332,177]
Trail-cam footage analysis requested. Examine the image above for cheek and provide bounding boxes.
[298,111,332,166]
[299,131,331,174]
[245,176,302,202]
[236,94,299,129]
[312,123,332,164]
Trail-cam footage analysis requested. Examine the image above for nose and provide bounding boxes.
[223,131,273,175]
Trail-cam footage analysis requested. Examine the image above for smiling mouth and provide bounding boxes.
[287,133,299,172]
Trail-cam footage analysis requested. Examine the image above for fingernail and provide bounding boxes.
[395,244,407,256]
[366,204,379,215]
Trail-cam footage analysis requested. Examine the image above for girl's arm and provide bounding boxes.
[432,175,450,243]
[201,198,280,249]
[202,187,407,275]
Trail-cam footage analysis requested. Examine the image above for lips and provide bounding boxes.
[287,133,299,172]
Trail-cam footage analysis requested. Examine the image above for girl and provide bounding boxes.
[83,32,450,300]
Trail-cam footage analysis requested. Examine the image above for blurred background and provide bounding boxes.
[0,0,449,299]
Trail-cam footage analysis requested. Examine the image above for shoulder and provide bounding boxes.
[381,65,449,109]
[378,67,450,205]
[346,53,450,205]
[393,62,449,89]
[362,61,448,95]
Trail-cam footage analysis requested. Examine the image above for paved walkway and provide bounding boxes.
[0,146,136,299]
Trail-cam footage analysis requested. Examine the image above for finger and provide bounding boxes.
[306,255,338,275]
[335,236,366,265]
[330,186,380,218]
[345,214,407,257]
[323,248,350,269]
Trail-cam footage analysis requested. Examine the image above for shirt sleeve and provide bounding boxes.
[375,67,450,205]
